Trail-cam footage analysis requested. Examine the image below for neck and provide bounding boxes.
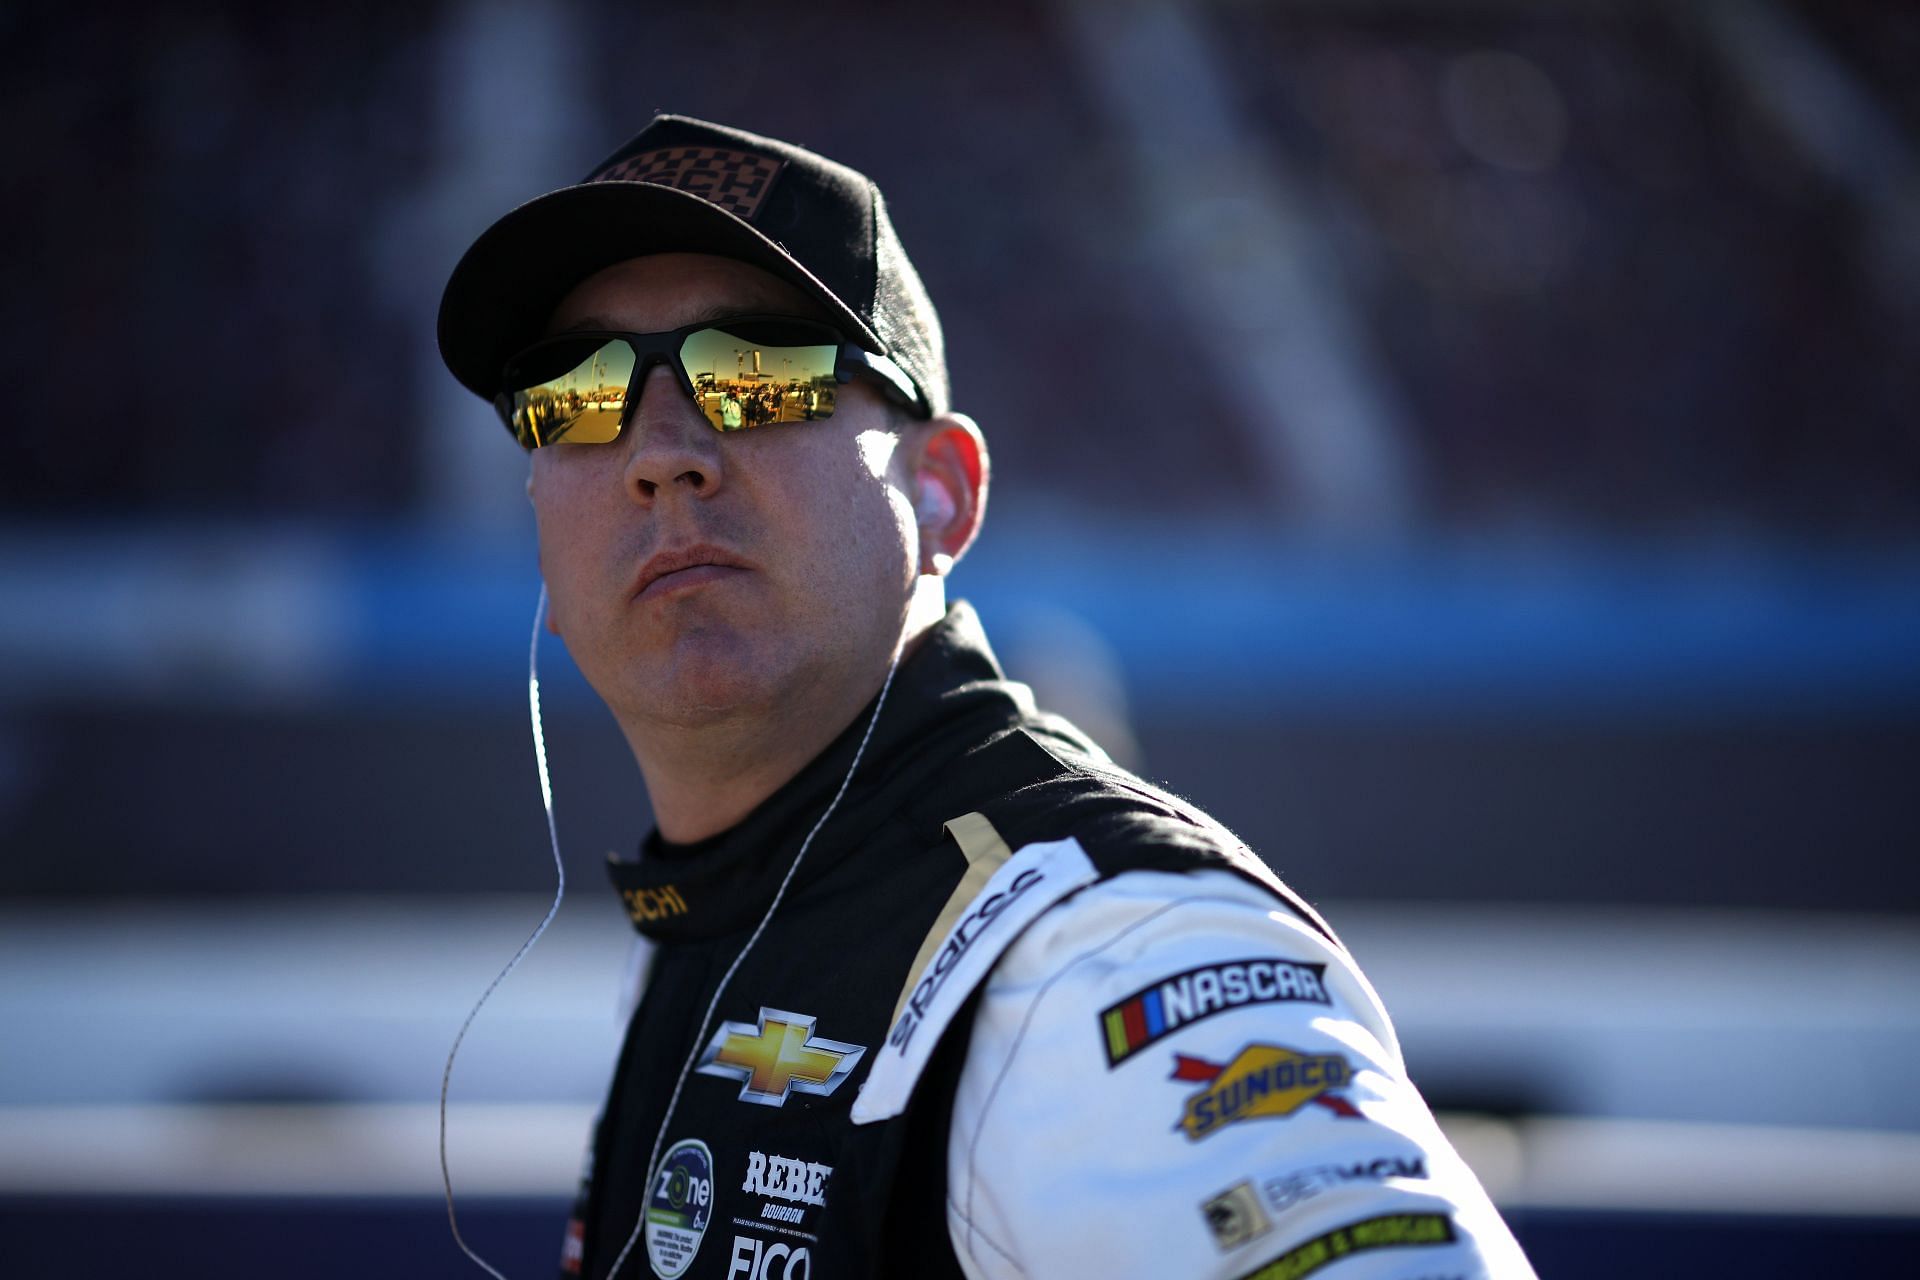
[624,584,947,844]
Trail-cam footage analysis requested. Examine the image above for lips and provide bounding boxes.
[632,543,752,601]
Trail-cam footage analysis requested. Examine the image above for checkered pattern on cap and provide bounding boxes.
[588,145,785,219]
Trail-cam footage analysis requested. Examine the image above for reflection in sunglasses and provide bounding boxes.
[498,320,850,446]
[694,379,837,431]
[506,338,635,446]
[680,327,838,431]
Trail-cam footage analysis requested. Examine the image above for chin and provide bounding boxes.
[617,624,785,726]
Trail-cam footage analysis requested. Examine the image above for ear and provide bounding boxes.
[907,413,989,577]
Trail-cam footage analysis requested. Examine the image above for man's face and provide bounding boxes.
[527,253,923,738]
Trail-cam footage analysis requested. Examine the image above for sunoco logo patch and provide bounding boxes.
[644,1138,714,1279]
[1101,957,1330,1067]
[1172,1045,1361,1141]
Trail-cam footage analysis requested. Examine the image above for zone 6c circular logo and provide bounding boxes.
[645,1138,714,1279]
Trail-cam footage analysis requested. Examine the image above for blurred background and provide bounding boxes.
[3,0,1918,1275]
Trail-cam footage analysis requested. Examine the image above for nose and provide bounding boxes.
[621,363,723,503]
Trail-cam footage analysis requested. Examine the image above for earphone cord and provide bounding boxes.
[600,642,904,1280]
[441,584,567,1280]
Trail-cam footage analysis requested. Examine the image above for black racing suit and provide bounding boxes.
[564,603,1531,1280]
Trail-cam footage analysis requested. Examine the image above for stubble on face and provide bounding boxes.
[527,254,922,753]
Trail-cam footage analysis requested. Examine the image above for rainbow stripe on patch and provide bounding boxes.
[1104,988,1170,1062]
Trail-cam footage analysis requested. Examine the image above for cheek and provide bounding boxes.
[842,442,918,579]
[857,429,919,560]
[529,466,609,619]
[528,469,564,572]
[760,450,911,601]
[856,429,896,476]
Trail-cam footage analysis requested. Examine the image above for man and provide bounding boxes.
[438,114,1534,1280]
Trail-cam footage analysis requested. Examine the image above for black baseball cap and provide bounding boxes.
[437,114,948,418]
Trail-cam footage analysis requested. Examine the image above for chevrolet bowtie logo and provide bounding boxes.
[695,1007,867,1107]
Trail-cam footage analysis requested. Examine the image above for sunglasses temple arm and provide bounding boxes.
[838,348,922,413]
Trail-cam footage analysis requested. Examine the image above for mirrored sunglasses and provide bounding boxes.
[494,315,917,448]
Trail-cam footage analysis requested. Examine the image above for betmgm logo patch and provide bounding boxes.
[1100,958,1331,1067]
[1202,1181,1272,1252]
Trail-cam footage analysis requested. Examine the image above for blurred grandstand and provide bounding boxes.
[1,1,1917,1276]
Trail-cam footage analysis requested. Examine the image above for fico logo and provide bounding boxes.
[727,1235,810,1279]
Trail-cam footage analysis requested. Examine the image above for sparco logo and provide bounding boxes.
[890,867,1043,1049]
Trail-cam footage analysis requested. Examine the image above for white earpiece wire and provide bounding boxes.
[442,583,567,1280]
[436,580,902,1280]
[600,642,904,1280]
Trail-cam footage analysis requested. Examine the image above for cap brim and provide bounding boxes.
[437,180,883,401]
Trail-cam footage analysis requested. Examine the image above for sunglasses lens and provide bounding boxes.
[680,319,840,431]
[498,338,636,447]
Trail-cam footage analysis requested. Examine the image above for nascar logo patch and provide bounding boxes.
[1100,957,1330,1067]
